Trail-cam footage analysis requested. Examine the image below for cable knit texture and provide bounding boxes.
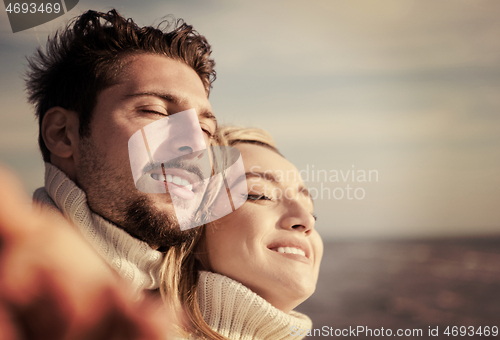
[197,271,312,340]
[33,163,164,294]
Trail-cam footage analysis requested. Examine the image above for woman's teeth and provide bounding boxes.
[150,173,193,191]
[276,247,306,257]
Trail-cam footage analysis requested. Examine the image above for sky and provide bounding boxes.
[0,0,499,241]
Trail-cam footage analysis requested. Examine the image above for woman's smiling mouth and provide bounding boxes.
[268,241,311,265]
[275,247,306,257]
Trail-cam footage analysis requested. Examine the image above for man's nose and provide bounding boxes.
[170,110,206,157]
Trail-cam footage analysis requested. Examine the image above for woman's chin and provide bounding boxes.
[251,276,317,313]
[266,292,312,314]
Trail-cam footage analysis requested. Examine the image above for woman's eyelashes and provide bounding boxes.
[246,193,272,201]
[245,194,317,221]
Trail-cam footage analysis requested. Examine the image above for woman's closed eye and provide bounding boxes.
[246,193,272,201]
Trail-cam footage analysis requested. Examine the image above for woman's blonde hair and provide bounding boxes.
[217,126,280,154]
[159,126,279,339]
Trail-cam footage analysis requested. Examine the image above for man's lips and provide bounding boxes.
[150,172,193,191]
[146,167,204,200]
[165,181,195,200]
[149,167,201,188]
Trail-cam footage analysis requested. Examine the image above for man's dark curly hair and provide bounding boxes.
[26,9,216,162]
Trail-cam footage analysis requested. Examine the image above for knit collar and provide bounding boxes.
[197,271,312,340]
[33,163,164,293]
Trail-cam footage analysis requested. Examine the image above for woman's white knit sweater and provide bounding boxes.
[33,163,164,294]
[197,271,312,340]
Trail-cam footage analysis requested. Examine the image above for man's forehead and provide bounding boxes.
[116,54,210,98]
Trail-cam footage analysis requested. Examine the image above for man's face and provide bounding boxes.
[129,108,214,230]
[74,53,216,249]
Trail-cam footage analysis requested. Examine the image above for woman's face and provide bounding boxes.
[202,143,323,312]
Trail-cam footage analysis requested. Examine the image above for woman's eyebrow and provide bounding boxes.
[245,172,314,202]
[226,171,277,190]
[245,171,279,182]
[239,171,314,207]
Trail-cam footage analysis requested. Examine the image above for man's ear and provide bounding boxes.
[41,107,80,159]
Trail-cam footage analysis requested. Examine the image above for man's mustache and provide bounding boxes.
[141,151,208,182]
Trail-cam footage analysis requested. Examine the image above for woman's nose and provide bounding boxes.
[279,201,315,235]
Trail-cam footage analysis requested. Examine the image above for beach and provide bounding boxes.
[297,237,500,339]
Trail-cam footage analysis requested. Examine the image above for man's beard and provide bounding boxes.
[76,137,196,249]
[124,196,197,250]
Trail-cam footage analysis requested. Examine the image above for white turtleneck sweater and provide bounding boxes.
[33,163,164,294]
[196,271,312,340]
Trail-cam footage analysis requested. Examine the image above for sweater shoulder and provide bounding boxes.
[32,187,68,225]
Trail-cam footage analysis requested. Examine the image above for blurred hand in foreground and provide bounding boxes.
[0,165,173,340]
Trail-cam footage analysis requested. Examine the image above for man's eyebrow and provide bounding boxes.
[125,91,217,128]
[198,109,218,130]
[125,91,181,104]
